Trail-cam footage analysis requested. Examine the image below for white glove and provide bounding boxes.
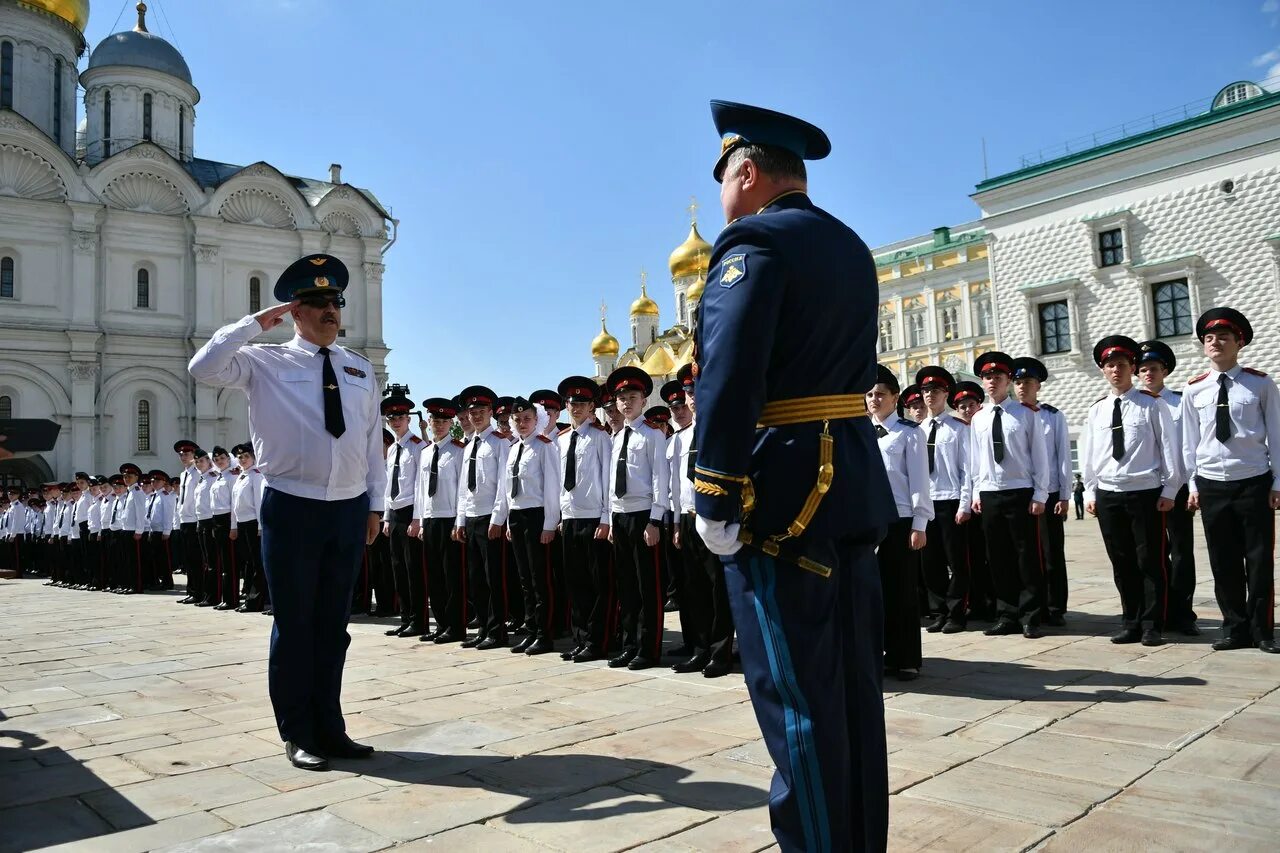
[695,516,743,557]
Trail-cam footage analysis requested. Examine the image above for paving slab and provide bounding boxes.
[155,810,390,852]
[325,774,526,841]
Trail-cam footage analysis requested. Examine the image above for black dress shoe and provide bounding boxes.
[511,636,535,654]
[477,636,507,650]
[433,631,464,644]
[461,635,484,649]
[1111,628,1142,644]
[285,742,328,771]
[924,615,947,633]
[234,604,250,613]
[608,650,637,668]
[672,653,711,674]
[525,638,554,656]
[1258,640,1279,654]
[1022,624,1042,639]
[891,668,919,681]
[1213,637,1251,651]
[663,598,680,613]
[1045,613,1067,627]
[318,734,374,759]
[627,656,657,671]
[984,620,1021,636]
[941,620,966,634]
[572,646,600,663]
[213,603,232,611]
[262,608,273,616]
[1141,629,1165,647]
[194,600,214,607]
[668,644,692,658]
[177,596,194,604]
[385,625,407,636]
[561,645,584,661]
[1175,621,1201,637]
[702,659,732,679]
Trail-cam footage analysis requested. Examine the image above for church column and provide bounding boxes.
[192,243,221,448]
[67,361,99,474]
[959,279,972,338]
[67,202,103,330]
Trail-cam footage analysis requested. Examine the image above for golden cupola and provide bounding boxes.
[22,0,90,31]
[591,317,620,357]
[630,274,660,317]
[686,271,706,304]
[668,221,712,280]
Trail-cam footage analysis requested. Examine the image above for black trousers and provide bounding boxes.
[1073,492,1085,519]
[237,520,267,610]
[196,519,217,603]
[500,538,522,628]
[179,522,201,599]
[121,532,144,593]
[679,513,735,665]
[878,517,922,670]
[357,531,394,614]
[144,532,171,589]
[1039,491,1068,617]
[922,498,970,622]
[76,521,92,585]
[612,509,666,660]
[465,514,506,640]
[509,508,556,640]
[1197,474,1275,643]
[212,512,235,606]
[387,506,426,629]
[967,514,994,620]
[665,511,682,605]
[1165,484,1198,627]
[8,534,24,578]
[979,488,1044,625]
[1096,487,1166,631]
[561,517,613,653]
[423,517,464,635]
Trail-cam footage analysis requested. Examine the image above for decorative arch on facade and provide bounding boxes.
[0,109,80,195]
[208,161,316,229]
[88,143,203,213]
[313,185,382,237]
[0,141,68,201]
[98,365,186,412]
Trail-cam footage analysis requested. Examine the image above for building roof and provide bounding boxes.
[873,226,986,269]
[182,157,390,219]
[88,29,192,85]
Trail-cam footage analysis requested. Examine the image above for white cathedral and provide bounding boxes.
[0,0,395,487]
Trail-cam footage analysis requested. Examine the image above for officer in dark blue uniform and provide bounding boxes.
[692,100,894,853]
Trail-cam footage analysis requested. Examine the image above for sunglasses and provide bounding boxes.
[300,295,346,309]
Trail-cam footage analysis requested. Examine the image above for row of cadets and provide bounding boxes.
[915,367,974,635]
[355,428,396,619]
[0,486,31,574]
[1081,335,1183,647]
[410,397,467,643]
[869,365,933,680]
[229,443,268,612]
[666,363,735,677]
[381,385,427,638]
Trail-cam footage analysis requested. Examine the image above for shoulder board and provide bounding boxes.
[1140,389,1159,398]
[591,421,608,431]
[1094,395,1107,404]
[409,435,423,444]
[558,426,573,436]
[1040,403,1058,413]
[1023,403,1040,412]
[644,418,660,430]
[1187,372,1210,384]
[1168,389,1182,397]
[252,467,260,473]
[1244,367,1268,377]
[536,434,553,444]
[451,439,466,448]
[345,348,370,363]
[493,429,511,439]
[897,417,918,428]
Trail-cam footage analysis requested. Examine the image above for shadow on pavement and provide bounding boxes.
[899,658,1208,704]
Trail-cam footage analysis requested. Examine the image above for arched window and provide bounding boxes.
[136,399,151,453]
[53,58,63,145]
[249,276,261,312]
[103,90,112,157]
[1,256,13,299]
[1,42,13,110]
[143,93,152,141]
[136,267,150,309]
[0,395,12,419]
[178,105,185,157]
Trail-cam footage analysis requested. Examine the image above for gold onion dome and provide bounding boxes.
[686,272,706,304]
[668,222,712,279]
[630,279,660,317]
[591,319,620,357]
[20,0,90,31]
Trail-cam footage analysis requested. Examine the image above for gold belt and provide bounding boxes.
[758,394,867,428]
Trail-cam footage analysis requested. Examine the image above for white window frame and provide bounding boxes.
[1019,277,1084,368]
[1083,210,1135,270]
[1131,255,1203,343]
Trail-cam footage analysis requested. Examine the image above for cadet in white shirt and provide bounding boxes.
[1137,339,1199,635]
[554,376,615,663]
[2,486,27,577]
[142,471,174,590]
[71,472,93,586]
[1082,336,1183,647]
[1180,308,1280,654]
[118,463,148,594]
[381,387,428,638]
[453,385,512,650]
[968,351,1050,638]
[410,397,467,644]
[173,440,204,604]
[229,444,267,613]
[495,398,562,655]
[87,479,106,588]
[192,451,218,606]
[103,475,127,589]
[189,254,386,771]
[915,367,974,634]
[869,365,933,680]
[208,447,240,610]
[605,366,671,671]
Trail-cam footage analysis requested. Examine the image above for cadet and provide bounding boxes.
[950,380,994,620]
[411,397,468,643]
[1081,336,1183,647]
[1137,339,1199,635]
[664,377,701,666]
[692,101,896,852]
[601,390,624,435]
[899,383,926,423]
[174,440,203,604]
[190,253,387,771]
[969,351,1049,638]
[144,470,174,590]
[1181,308,1279,653]
[1011,357,1072,625]
[229,444,267,612]
[118,463,148,594]
[192,449,217,606]
[494,396,516,442]
[916,366,973,634]
[72,472,93,584]
[555,376,615,662]
[382,386,428,638]
[209,447,239,609]
[605,365,671,671]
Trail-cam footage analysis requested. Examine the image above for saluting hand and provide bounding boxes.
[254,301,298,331]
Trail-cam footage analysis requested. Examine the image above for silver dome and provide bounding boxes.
[88,30,192,85]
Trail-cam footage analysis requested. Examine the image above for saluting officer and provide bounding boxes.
[190,253,387,771]
[1180,308,1280,654]
[691,101,896,852]
[1081,336,1183,647]
[411,397,468,643]
[382,386,428,638]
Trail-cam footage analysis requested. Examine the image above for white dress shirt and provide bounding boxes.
[558,420,613,521]
[1180,365,1280,492]
[74,492,92,525]
[1031,404,1073,498]
[194,472,215,522]
[494,433,561,529]
[875,415,935,531]
[106,493,126,531]
[230,467,266,528]
[922,411,972,506]
[968,397,1050,504]
[88,496,103,534]
[210,466,236,515]
[455,425,511,524]
[609,418,670,520]
[668,423,697,516]
[413,436,464,521]
[176,464,199,524]
[1081,387,1184,502]
[384,431,425,519]
[146,490,173,534]
[122,485,148,534]
[188,316,387,511]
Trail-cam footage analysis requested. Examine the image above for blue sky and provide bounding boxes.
[85,0,1280,398]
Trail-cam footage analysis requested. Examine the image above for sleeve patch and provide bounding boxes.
[719,253,747,288]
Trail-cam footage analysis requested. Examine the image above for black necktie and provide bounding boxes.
[874,424,888,438]
[992,406,1005,463]
[428,444,439,497]
[147,496,155,518]
[1216,374,1232,443]
[110,501,118,523]
[318,347,345,438]
[468,437,479,492]
[178,471,186,506]
[1111,397,1125,461]
[510,442,524,499]
[564,430,579,491]
[390,443,402,500]
[927,420,938,474]
[615,426,631,497]
[686,425,697,482]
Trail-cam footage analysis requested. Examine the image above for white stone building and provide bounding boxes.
[0,1,394,487]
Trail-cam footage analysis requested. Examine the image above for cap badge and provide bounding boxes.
[309,258,327,266]
[314,276,330,288]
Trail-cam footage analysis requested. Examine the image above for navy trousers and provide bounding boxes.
[260,487,368,748]
[724,539,888,853]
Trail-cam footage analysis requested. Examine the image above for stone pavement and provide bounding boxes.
[1,517,1278,852]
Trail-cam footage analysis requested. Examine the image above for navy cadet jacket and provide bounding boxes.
[693,190,894,551]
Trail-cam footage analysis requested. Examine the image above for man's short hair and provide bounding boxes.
[725,143,807,183]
